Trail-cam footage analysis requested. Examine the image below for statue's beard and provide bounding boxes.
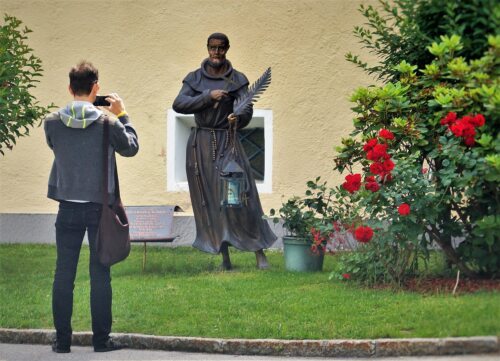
[207,58,227,69]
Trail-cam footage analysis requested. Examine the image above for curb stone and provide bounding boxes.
[0,328,498,358]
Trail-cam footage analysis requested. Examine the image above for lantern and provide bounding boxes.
[220,159,246,208]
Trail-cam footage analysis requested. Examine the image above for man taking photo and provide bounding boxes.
[44,61,139,353]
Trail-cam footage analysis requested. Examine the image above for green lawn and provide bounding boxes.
[0,244,498,339]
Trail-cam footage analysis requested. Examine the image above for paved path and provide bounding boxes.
[0,344,499,361]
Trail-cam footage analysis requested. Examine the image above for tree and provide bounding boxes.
[0,14,54,155]
[346,0,500,81]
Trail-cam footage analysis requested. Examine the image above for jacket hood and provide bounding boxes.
[58,101,102,129]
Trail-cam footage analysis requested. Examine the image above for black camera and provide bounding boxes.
[93,95,110,107]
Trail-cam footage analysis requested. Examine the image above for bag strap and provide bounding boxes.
[102,116,121,205]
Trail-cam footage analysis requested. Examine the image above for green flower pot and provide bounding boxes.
[283,236,324,272]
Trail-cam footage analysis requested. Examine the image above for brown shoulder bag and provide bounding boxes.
[96,116,131,266]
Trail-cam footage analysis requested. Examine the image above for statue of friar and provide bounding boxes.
[172,33,276,270]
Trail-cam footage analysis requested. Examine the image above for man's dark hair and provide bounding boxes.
[207,33,230,48]
[69,61,98,96]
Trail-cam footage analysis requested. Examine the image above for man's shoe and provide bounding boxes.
[52,340,70,353]
[94,338,125,352]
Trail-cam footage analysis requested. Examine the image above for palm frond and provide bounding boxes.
[233,67,271,116]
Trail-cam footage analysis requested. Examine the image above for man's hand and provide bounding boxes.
[210,89,228,101]
[227,113,237,125]
[105,93,126,116]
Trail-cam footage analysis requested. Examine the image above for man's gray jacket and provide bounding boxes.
[44,101,139,205]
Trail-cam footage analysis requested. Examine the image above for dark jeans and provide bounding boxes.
[52,201,111,348]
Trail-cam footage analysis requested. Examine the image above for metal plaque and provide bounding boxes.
[126,205,181,242]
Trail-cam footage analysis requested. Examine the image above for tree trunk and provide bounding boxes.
[428,223,476,278]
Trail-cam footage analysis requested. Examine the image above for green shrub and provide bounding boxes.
[334,35,499,280]
[0,14,54,155]
[346,0,500,81]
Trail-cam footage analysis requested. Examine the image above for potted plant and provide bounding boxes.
[269,177,333,272]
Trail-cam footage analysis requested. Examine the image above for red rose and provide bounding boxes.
[345,173,361,184]
[363,138,378,152]
[398,203,410,216]
[354,225,374,243]
[342,173,362,193]
[365,176,376,183]
[461,123,476,137]
[369,162,384,176]
[461,115,473,125]
[382,159,395,172]
[450,123,462,137]
[365,180,380,192]
[451,120,475,138]
[342,273,351,280]
[449,117,477,146]
[379,129,395,140]
[370,159,394,177]
[440,112,457,126]
[464,136,475,146]
[342,182,354,193]
[471,114,485,127]
[366,143,389,161]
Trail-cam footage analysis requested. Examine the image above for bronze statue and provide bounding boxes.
[172,33,276,270]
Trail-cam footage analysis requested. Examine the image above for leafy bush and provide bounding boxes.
[346,0,500,81]
[279,0,500,286]
[269,177,360,254]
[269,178,335,245]
[0,14,54,155]
[334,34,499,281]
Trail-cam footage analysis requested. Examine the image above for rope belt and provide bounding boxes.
[193,126,231,161]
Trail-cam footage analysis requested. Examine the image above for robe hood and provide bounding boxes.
[182,59,249,93]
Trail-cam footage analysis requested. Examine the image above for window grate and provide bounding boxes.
[238,128,264,180]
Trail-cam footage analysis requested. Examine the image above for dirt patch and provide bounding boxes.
[403,277,500,294]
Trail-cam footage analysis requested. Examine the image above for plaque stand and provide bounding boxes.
[126,205,181,270]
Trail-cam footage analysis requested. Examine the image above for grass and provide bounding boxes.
[0,244,499,339]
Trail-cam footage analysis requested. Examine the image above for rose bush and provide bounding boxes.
[275,0,499,285]
[332,34,499,282]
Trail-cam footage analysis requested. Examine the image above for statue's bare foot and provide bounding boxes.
[220,243,232,270]
[255,249,269,270]
[220,258,232,271]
